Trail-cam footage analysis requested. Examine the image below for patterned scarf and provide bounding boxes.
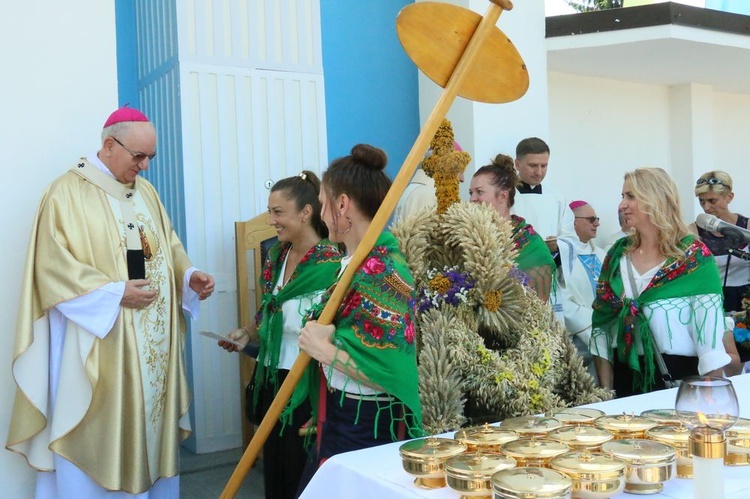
[511,215,555,273]
[306,231,424,439]
[591,235,722,392]
[254,240,341,415]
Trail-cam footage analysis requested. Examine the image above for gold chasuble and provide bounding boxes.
[6,159,192,494]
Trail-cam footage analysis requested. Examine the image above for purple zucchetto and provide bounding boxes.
[103,105,149,128]
[569,200,589,211]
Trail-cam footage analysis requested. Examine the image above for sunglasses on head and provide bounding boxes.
[696,177,726,187]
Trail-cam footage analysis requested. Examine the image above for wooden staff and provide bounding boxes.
[221,1,518,496]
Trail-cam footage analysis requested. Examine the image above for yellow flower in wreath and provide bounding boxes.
[483,289,503,312]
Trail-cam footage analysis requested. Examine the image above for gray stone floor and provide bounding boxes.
[180,446,264,498]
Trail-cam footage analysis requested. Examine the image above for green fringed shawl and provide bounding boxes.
[254,240,341,418]
[591,235,722,392]
[309,231,424,439]
[511,215,555,273]
[511,215,556,296]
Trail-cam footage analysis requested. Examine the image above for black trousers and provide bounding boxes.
[251,369,311,499]
[296,389,403,497]
[612,350,699,397]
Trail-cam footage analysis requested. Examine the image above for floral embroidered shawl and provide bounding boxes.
[254,240,341,415]
[511,215,555,273]
[591,235,722,392]
[511,215,556,297]
[308,231,424,439]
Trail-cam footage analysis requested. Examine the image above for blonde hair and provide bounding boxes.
[624,167,689,259]
[694,170,733,197]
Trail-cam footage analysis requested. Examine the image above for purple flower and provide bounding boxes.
[416,267,476,313]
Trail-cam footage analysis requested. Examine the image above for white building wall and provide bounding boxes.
[176,0,328,453]
[710,91,750,218]
[0,2,118,496]
[548,71,750,245]
[548,71,672,243]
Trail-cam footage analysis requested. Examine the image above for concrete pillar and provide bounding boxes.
[668,83,714,221]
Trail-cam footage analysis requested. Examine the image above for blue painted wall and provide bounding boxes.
[706,0,750,15]
[115,1,139,110]
[320,0,420,180]
[115,0,197,452]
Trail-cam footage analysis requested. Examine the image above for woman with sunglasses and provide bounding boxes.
[691,171,750,314]
[469,154,556,302]
[591,168,732,396]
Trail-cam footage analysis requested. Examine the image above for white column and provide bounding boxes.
[668,83,715,222]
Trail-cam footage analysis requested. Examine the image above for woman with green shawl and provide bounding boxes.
[591,168,731,397]
[469,153,556,301]
[296,144,423,494]
[219,171,341,499]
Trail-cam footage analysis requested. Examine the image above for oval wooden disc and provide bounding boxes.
[396,2,529,104]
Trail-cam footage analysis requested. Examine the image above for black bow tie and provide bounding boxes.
[518,182,542,194]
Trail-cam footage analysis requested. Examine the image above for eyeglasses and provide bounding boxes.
[112,137,157,163]
[696,177,727,187]
[575,216,600,224]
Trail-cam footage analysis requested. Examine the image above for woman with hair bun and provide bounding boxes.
[219,170,341,499]
[469,153,555,301]
[591,168,732,396]
[296,144,423,494]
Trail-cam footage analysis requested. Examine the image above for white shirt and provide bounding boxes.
[511,183,576,240]
[273,253,326,370]
[393,169,436,223]
[591,256,731,375]
[557,237,607,344]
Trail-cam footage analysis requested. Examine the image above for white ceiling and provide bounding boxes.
[546,24,750,95]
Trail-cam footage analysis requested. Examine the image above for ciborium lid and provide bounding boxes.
[399,437,466,460]
[547,425,614,448]
[551,407,605,425]
[550,450,626,479]
[454,423,519,447]
[601,438,676,465]
[491,467,572,498]
[595,413,657,434]
[501,415,562,435]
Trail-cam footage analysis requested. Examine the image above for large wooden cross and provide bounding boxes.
[221,1,528,496]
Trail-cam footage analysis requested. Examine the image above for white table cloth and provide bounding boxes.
[300,374,750,498]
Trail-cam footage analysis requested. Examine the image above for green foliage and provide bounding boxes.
[566,0,623,12]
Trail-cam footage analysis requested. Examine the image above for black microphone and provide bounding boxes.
[695,213,750,245]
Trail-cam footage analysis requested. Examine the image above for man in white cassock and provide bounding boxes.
[557,200,607,381]
[511,137,576,247]
[6,107,215,498]
[511,137,576,320]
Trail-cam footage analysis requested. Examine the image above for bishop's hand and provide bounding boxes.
[121,279,158,309]
[190,271,215,300]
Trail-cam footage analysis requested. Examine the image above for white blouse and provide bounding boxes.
[273,253,325,371]
[591,255,731,375]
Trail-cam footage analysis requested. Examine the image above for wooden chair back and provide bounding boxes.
[235,212,277,447]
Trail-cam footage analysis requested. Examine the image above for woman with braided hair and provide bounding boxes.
[591,168,732,397]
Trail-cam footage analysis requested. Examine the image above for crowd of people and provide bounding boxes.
[6,107,748,498]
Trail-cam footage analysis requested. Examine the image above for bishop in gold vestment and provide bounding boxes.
[6,108,215,498]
